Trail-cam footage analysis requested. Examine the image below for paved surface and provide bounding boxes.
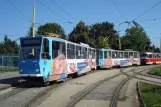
[75,75,127,107]
[0,86,48,107]
[38,69,120,107]
[0,72,20,89]
[117,78,140,107]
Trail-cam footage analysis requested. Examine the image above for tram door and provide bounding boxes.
[41,38,52,82]
[51,41,66,80]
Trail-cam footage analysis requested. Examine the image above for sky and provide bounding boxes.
[0,0,161,48]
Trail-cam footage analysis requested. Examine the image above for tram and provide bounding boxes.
[140,52,161,64]
[97,49,140,68]
[18,35,96,83]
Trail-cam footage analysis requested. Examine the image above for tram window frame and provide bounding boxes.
[104,51,108,59]
[82,46,87,59]
[124,52,128,58]
[52,41,66,59]
[76,45,81,59]
[67,43,75,59]
[107,51,111,58]
[149,54,153,58]
[134,52,137,58]
[42,38,50,59]
[96,50,99,59]
[117,52,120,59]
[99,51,103,59]
[92,49,95,59]
[112,51,117,59]
[129,52,134,58]
[120,51,123,58]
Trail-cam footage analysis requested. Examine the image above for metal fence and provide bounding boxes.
[0,54,19,71]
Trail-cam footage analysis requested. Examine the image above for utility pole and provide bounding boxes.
[160,37,161,53]
[32,0,35,55]
[118,21,130,50]
[32,0,35,37]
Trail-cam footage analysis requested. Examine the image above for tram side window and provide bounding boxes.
[42,38,50,59]
[82,47,87,59]
[76,46,81,59]
[106,51,111,58]
[124,52,128,58]
[52,41,66,59]
[88,48,91,58]
[99,51,103,59]
[96,50,99,59]
[112,51,117,59]
[67,43,75,59]
[104,51,107,59]
[134,52,137,58]
[117,52,120,58]
[149,54,153,58]
[120,52,123,58]
[129,52,133,58]
[92,49,95,59]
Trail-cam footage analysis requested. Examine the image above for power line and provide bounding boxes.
[133,0,161,21]
[137,18,161,22]
[110,0,126,20]
[49,0,78,22]
[36,0,60,16]
[6,0,31,23]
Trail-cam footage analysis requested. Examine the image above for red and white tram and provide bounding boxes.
[140,52,161,64]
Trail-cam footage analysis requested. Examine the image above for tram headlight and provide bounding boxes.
[36,69,39,72]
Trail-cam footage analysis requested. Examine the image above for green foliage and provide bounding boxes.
[88,22,117,49]
[140,82,161,107]
[121,26,150,52]
[96,36,110,48]
[37,23,67,39]
[0,35,19,54]
[27,26,34,37]
[69,21,117,49]
[149,66,161,76]
[68,21,89,44]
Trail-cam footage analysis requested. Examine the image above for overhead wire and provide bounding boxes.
[110,0,126,20]
[133,0,161,21]
[6,0,31,23]
[36,0,60,16]
[137,18,161,22]
[49,0,78,22]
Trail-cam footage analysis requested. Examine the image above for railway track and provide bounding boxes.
[0,65,160,107]
[67,65,159,107]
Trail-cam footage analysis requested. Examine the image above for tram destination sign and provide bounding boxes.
[21,38,42,47]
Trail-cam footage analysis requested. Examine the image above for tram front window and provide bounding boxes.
[20,48,40,60]
[140,54,147,58]
[20,38,42,60]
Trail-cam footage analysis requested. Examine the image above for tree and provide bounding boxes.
[26,26,34,37]
[96,36,110,48]
[0,35,19,54]
[37,23,66,39]
[121,26,151,52]
[68,21,89,44]
[88,22,117,49]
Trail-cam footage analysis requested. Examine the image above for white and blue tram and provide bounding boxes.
[19,36,96,83]
[97,49,140,68]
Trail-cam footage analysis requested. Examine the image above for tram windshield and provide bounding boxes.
[140,53,152,58]
[20,38,42,60]
[140,54,147,58]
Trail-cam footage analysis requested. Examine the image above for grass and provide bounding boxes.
[149,66,161,76]
[0,66,18,73]
[139,82,161,107]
